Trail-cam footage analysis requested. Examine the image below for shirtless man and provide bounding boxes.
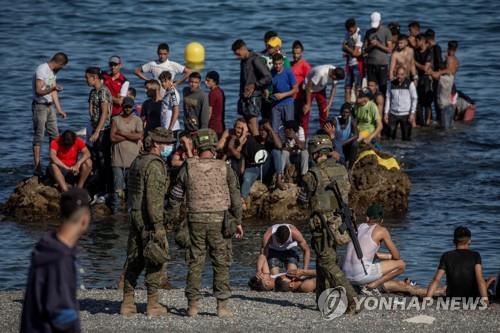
[390,35,417,82]
[428,41,460,129]
[261,223,311,275]
[276,269,317,293]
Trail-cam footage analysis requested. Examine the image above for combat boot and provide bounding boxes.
[146,292,168,317]
[187,300,200,317]
[217,299,233,318]
[120,291,137,316]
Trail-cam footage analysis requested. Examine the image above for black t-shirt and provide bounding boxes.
[438,249,482,297]
[414,48,433,76]
[142,99,162,134]
[242,135,274,167]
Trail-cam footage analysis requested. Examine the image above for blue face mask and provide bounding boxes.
[160,145,174,159]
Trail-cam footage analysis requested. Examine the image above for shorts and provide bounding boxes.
[237,95,262,118]
[32,102,59,146]
[345,65,362,89]
[267,247,300,269]
[348,263,382,285]
[48,164,77,184]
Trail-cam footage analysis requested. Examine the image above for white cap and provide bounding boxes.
[371,12,381,29]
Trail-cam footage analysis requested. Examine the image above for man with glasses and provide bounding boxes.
[103,56,129,117]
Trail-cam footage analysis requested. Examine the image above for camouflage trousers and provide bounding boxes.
[185,218,232,301]
[310,219,357,307]
[123,211,166,294]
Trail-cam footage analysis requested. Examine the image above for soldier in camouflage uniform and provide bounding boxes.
[168,128,243,318]
[298,135,358,312]
[120,127,176,317]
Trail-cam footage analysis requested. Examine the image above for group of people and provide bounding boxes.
[21,11,489,332]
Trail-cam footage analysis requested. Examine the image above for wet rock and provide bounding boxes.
[1,176,111,222]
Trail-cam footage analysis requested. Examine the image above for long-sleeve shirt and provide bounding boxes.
[239,51,272,97]
[384,79,417,116]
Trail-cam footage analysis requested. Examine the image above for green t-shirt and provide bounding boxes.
[354,101,379,134]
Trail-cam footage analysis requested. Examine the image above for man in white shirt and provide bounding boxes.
[159,71,181,133]
[32,52,69,175]
[302,65,345,136]
[342,18,363,102]
[134,43,191,95]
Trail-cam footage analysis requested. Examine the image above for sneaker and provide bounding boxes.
[90,194,107,205]
[360,286,381,296]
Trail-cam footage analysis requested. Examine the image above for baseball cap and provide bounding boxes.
[267,36,282,48]
[60,188,90,219]
[371,12,381,29]
[109,55,122,65]
[366,203,384,219]
[122,96,135,108]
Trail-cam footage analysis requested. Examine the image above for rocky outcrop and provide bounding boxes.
[3,151,411,222]
[1,176,110,222]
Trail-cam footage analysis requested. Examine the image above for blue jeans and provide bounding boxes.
[345,65,362,89]
[112,167,128,210]
[267,247,300,269]
[440,105,454,129]
[241,149,282,198]
[271,103,295,132]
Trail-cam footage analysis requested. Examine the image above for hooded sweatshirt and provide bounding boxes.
[21,231,80,333]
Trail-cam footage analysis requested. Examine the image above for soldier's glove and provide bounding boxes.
[154,225,167,242]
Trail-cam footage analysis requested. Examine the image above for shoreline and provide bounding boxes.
[2,289,498,332]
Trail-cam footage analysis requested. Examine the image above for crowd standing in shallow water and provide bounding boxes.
[21,10,495,331]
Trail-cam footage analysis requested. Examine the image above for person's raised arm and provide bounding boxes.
[265,123,282,149]
[426,268,445,298]
[216,129,230,151]
[292,226,310,270]
[174,67,192,87]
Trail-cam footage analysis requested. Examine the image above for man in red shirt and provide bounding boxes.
[103,56,129,117]
[291,41,312,128]
[205,71,225,138]
[49,130,92,192]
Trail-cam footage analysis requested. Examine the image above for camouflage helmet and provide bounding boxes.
[307,135,333,155]
[149,127,176,144]
[193,128,218,151]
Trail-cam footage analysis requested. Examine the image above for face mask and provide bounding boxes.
[160,145,174,159]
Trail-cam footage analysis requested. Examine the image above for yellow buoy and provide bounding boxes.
[184,42,205,65]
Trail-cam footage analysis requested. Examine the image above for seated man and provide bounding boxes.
[342,203,405,295]
[260,223,310,275]
[170,131,196,169]
[216,118,249,176]
[426,226,495,304]
[49,130,92,192]
[280,120,308,179]
[240,119,284,205]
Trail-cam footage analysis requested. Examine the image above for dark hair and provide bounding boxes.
[398,34,409,41]
[425,29,436,40]
[145,79,159,88]
[408,21,420,29]
[85,66,102,79]
[159,70,173,82]
[248,276,267,291]
[232,39,246,52]
[332,67,345,80]
[292,40,304,51]
[128,87,136,98]
[448,40,458,51]
[345,18,356,30]
[453,226,471,245]
[60,130,76,148]
[340,102,353,113]
[60,188,90,221]
[157,43,170,53]
[264,30,278,42]
[388,22,401,36]
[272,53,284,63]
[189,71,202,80]
[259,118,271,127]
[206,71,220,85]
[275,276,291,292]
[179,131,191,139]
[284,120,299,132]
[275,225,290,244]
[51,52,69,65]
[234,117,247,126]
[416,33,426,41]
